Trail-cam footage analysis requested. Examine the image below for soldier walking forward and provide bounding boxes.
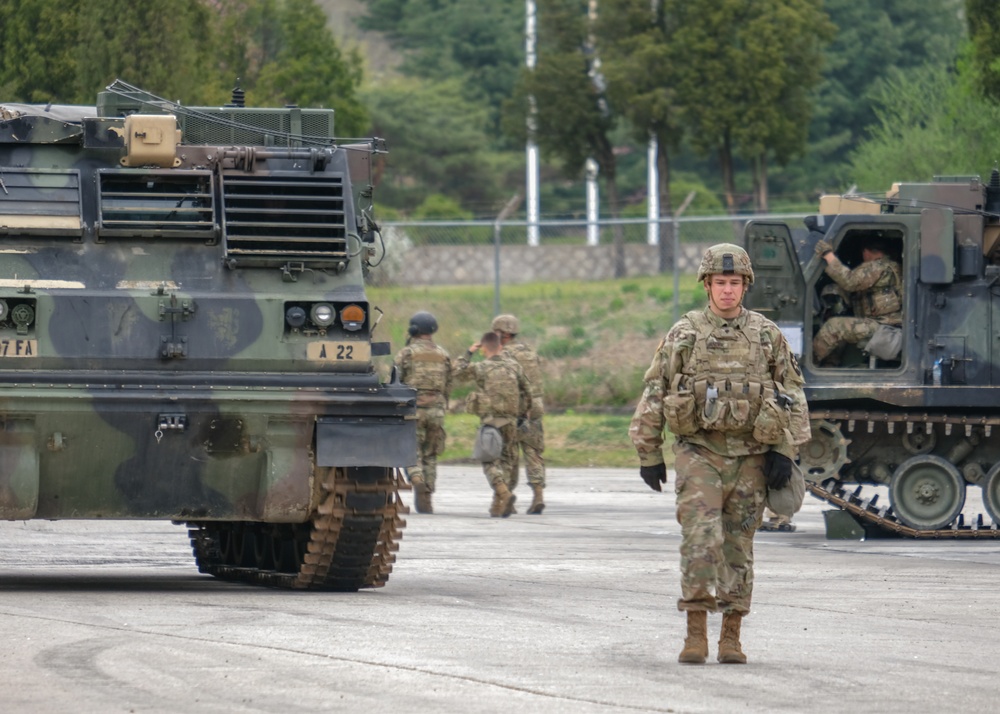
[629,244,810,665]
[394,311,452,514]
[492,314,547,514]
[455,331,531,517]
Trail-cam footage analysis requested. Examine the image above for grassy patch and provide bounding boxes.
[440,412,675,469]
[369,274,702,412]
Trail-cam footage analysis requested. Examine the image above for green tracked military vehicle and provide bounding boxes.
[744,174,1000,537]
[0,81,416,588]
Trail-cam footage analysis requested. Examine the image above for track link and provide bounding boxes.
[187,466,410,590]
[807,479,1000,539]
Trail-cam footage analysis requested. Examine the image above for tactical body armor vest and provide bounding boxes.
[854,257,903,323]
[665,310,789,444]
[401,340,449,408]
[468,358,522,421]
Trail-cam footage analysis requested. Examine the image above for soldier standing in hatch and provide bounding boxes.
[454,331,531,517]
[492,314,547,514]
[394,311,452,514]
[812,236,902,365]
[629,243,810,665]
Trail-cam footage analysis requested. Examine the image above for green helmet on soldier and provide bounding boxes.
[697,243,754,285]
[408,311,438,337]
[491,314,519,335]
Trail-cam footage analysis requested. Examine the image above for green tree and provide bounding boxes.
[598,0,684,270]
[362,77,500,215]
[0,0,82,103]
[254,0,368,136]
[669,0,833,214]
[791,0,965,195]
[505,0,628,275]
[849,61,1000,191]
[359,0,522,136]
[967,0,1000,102]
[74,0,218,104]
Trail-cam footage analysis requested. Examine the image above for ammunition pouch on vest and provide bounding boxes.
[665,310,790,442]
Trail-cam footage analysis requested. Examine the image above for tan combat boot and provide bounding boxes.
[717,612,747,664]
[494,481,516,518]
[411,475,432,514]
[526,484,545,514]
[677,611,708,664]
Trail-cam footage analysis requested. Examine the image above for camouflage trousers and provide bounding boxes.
[812,316,880,362]
[483,423,519,489]
[410,407,446,492]
[508,417,546,489]
[672,442,767,615]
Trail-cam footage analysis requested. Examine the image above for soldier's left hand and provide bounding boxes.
[814,239,833,258]
[763,451,793,490]
[639,464,667,492]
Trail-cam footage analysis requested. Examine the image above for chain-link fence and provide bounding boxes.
[366,214,806,413]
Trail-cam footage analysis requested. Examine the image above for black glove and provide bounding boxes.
[764,451,793,490]
[640,464,667,492]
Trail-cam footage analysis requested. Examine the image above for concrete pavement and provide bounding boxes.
[0,466,996,713]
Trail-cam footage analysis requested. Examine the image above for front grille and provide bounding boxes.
[221,172,349,267]
[96,170,216,240]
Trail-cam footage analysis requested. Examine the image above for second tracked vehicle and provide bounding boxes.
[744,174,1000,536]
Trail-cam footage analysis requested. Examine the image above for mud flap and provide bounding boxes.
[823,509,865,540]
[0,419,39,519]
[316,417,416,468]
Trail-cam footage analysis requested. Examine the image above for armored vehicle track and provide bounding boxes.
[188,466,409,590]
[801,410,1000,538]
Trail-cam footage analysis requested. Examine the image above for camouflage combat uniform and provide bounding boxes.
[503,340,546,490]
[813,255,902,362]
[630,305,809,615]
[395,338,452,492]
[454,352,531,491]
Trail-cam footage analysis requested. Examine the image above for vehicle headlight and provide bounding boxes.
[310,302,335,327]
[340,304,365,331]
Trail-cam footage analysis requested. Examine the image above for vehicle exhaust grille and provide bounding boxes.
[221,172,348,267]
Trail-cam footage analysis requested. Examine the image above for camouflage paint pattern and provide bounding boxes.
[673,443,766,614]
[394,337,451,490]
[0,90,416,524]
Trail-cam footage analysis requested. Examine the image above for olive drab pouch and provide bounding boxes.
[765,461,806,517]
[663,374,699,436]
[472,425,503,462]
[464,391,482,416]
[752,395,791,445]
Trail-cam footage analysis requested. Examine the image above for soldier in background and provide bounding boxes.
[394,311,452,514]
[629,243,810,665]
[455,331,531,517]
[492,314,547,514]
[812,237,903,365]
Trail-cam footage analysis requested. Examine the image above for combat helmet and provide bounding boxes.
[697,243,754,285]
[491,314,519,335]
[408,311,438,336]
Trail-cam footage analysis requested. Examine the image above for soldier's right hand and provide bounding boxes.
[639,463,667,492]
[814,239,833,257]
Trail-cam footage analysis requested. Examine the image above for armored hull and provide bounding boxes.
[745,176,1000,536]
[0,84,416,588]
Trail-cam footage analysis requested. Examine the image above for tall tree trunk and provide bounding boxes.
[656,133,674,274]
[756,152,769,213]
[606,174,625,278]
[720,132,736,215]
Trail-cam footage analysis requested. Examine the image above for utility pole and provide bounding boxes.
[526,0,540,247]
